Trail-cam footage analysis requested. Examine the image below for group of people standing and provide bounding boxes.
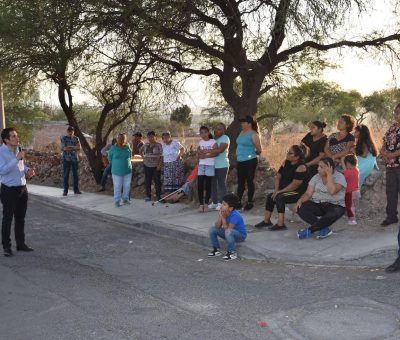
[102,131,185,207]
[196,116,262,212]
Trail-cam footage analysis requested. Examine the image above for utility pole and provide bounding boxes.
[0,79,5,131]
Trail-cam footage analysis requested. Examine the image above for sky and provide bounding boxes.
[40,1,400,111]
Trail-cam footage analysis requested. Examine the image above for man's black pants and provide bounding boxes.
[1,184,28,249]
[144,165,161,198]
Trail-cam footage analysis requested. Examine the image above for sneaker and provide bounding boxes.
[207,248,222,257]
[254,220,273,228]
[236,202,243,210]
[3,248,13,257]
[122,200,131,205]
[223,251,238,261]
[115,201,121,207]
[98,187,106,192]
[348,219,357,225]
[208,203,218,209]
[62,192,68,196]
[144,197,151,202]
[316,227,333,239]
[74,191,82,194]
[243,202,254,211]
[297,228,312,240]
[268,223,287,231]
[216,203,222,211]
[385,258,400,273]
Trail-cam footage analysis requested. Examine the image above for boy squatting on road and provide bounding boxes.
[208,193,247,261]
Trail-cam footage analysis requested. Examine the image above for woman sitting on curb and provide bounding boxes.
[255,144,309,230]
[296,157,347,240]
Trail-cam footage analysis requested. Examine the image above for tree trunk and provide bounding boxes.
[86,147,103,184]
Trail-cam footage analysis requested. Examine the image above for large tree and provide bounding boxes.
[104,0,400,140]
[0,0,160,182]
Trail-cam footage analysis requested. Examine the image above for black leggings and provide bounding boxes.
[198,175,212,205]
[237,158,258,202]
[265,191,301,214]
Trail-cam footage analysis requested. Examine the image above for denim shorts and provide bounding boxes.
[198,164,215,176]
[178,181,193,195]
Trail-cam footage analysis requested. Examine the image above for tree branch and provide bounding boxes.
[278,33,400,61]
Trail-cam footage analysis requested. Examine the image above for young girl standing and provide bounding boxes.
[198,126,216,212]
[341,154,360,225]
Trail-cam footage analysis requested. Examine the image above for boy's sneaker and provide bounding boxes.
[317,227,333,239]
[223,251,238,261]
[115,201,121,207]
[216,203,222,211]
[348,219,357,225]
[208,203,218,209]
[297,228,312,239]
[122,200,131,205]
[207,248,222,257]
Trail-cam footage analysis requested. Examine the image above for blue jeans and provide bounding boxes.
[209,226,246,252]
[63,160,79,193]
[100,164,112,188]
[112,174,132,203]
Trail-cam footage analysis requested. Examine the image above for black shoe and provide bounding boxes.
[98,187,106,192]
[236,202,243,210]
[254,220,273,228]
[223,251,238,261]
[63,192,68,196]
[268,223,288,231]
[3,248,13,257]
[385,258,400,273]
[74,191,82,195]
[16,244,34,252]
[381,219,398,226]
[243,202,254,211]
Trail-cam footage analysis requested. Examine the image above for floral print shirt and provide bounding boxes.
[383,124,400,168]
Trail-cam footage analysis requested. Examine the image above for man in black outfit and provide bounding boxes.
[0,128,35,256]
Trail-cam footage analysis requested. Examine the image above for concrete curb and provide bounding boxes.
[30,193,397,268]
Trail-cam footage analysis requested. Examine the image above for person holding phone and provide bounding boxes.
[0,128,35,257]
[295,157,347,240]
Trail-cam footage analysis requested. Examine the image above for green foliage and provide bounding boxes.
[170,105,192,126]
[74,103,101,135]
[1,71,48,145]
[258,81,362,127]
[359,89,400,124]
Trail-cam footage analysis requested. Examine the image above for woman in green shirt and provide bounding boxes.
[108,133,132,207]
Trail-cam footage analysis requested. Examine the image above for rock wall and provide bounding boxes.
[24,150,277,199]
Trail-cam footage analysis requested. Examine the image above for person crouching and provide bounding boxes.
[207,193,247,261]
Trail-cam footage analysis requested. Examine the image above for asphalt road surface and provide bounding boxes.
[1,196,400,340]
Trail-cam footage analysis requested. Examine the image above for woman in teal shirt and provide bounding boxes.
[108,133,132,207]
[236,115,262,210]
[207,123,230,210]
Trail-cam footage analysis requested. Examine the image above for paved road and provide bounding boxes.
[1,197,400,340]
